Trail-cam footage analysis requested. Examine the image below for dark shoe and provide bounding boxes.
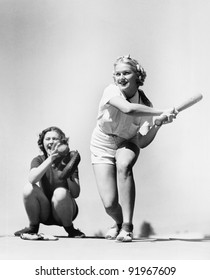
[68,227,85,238]
[14,227,38,236]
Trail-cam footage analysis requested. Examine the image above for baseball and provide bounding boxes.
[57,144,69,156]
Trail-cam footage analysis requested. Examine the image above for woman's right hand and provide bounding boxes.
[155,108,178,126]
[49,142,60,162]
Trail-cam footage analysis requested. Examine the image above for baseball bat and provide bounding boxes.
[155,93,203,126]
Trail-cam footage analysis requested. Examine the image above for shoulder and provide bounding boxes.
[100,84,122,107]
[104,84,121,96]
[31,155,45,168]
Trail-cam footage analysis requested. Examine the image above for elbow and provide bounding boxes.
[75,187,81,198]
[29,178,36,185]
[28,169,35,184]
[28,168,40,184]
[72,189,80,198]
[138,141,146,149]
[73,192,80,199]
[121,106,133,114]
[28,174,37,185]
[70,182,80,198]
[138,138,149,149]
[139,143,148,149]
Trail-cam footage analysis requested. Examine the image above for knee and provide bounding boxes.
[23,182,38,199]
[116,160,132,177]
[52,188,69,203]
[104,201,119,214]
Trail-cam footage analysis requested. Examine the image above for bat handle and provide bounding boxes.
[155,115,168,126]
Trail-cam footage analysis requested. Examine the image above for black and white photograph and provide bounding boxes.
[0,0,210,278]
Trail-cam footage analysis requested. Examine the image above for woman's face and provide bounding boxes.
[43,130,60,156]
[114,63,139,97]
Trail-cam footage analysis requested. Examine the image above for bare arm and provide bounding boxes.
[29,144,60,184]
[138,112,177,148]
[138,125,161,148]
[108,96,175,117]
[29,157,53,184]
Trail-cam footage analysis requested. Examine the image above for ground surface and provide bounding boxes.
[1,235,210,260]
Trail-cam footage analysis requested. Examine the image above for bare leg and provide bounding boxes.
[51,187,76,227]
[93,164,123,224]
[51,187,85,238]
[23,183,51,225]
[115,142,140,225]
[14,183,51,236]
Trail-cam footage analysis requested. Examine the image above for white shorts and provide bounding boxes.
[90,126,139,165]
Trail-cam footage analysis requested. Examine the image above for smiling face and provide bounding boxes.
[113,63,139,98]
[43,131,60,156]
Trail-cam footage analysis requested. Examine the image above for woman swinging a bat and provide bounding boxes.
[15,126,85,238]
[90,55,178,242]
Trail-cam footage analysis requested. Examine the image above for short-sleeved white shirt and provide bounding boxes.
[96,84,153,139]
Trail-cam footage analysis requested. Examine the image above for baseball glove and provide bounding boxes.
[58,150,81,180]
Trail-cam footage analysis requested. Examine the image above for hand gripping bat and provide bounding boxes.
[155,93,203,126]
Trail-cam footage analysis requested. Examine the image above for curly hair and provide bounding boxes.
[38,126,69,157]
[113,55,147,86]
